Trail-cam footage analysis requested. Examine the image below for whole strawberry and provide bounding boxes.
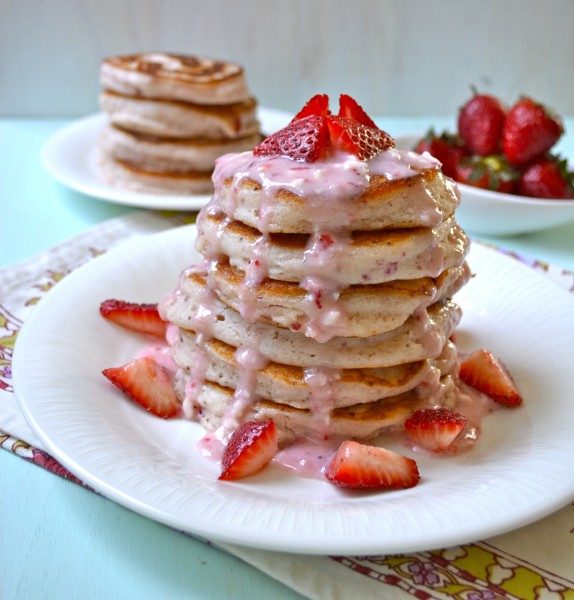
[517,154,574,199]
[502,97,564,166]
[415,128,468,178]
[457,92,506,156]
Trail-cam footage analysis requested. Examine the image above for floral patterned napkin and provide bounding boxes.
[2,211,573,600]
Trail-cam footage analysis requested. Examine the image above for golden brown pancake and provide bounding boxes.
[99,124,262,173]
[196,212,470,285]
[97,153,214,194]
[178,375,457,443]
[214,167,460,233]
[100,53,251,105]
[161,271,462,369]
[100,91,260,139]
[181,260,471,337]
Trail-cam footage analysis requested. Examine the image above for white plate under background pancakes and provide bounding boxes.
[13,225,574,555]
[42,108,292,210]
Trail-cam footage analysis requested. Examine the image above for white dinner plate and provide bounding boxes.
[41,108,292,210]
[13,226,574,555]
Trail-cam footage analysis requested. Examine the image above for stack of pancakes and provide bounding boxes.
[97,53,261,195]
[160,146,471,443]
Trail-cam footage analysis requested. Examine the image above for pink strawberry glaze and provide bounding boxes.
[157,143,473,477]
[269,378,500,481]
[135,323,179,376]
[197,430,226,461]
[221,345,269,431]
[273,439,339,479]
[200,147,448,343]
[135,339,177,374]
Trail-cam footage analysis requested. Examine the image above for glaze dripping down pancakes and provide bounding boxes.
[159,134,472,443]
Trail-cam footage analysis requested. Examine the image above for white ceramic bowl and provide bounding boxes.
[395,134,574,236]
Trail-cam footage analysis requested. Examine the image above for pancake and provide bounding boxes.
[181,261,471,337]
[100,53,251,105]
[100,91,260,139]
[156,95,473,446]
[170,331,459,408]
[178,375,457,443]
[213,166,460,233]
[161,273,462,368]
[195,212,470,285]
[99,123,262,173]
[97,152,213,195]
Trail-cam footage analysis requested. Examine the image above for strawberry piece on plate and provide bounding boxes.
[100,299,167,337]
[459,349,523,407]
[102,356,180,418]
[404,407,468,452]
[219,420,279,481]
[325,440,420,490]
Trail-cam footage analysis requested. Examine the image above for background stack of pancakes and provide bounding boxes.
[160,151,472,443]
[97,52,261,195]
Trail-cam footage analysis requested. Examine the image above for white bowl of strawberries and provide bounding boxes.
[398,93,574,236]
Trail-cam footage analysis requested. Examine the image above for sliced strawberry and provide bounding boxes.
[338,94,378,128]
[254,115,329,162]
[328,117,394,160]
[404,407,467,452]
[100,299,166,337]
[293,93,331,120]
[255,95,393,162]
[459,349,523,407]
[102,356,180,418]
[219,420,279,480]
[325,441,420,489]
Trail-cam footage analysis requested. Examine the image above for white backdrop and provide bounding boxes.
[2,0,573,118]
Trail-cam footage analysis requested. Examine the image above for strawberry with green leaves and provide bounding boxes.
[454,154,518,193]
[517,154,574,199]
[457,91,506,156]
[255,94,394,162]
[415,129,468,178]
[502,96,564,166]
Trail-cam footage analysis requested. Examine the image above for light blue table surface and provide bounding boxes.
[1,116,573,600]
